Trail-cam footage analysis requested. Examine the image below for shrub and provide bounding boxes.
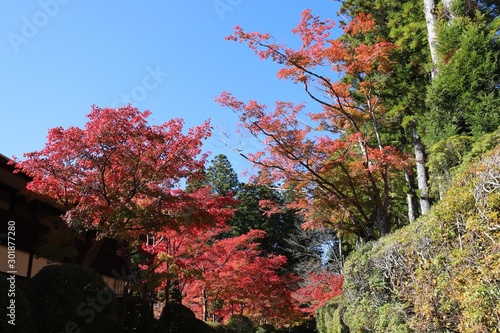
[373,303,410,333]
[290,318,317,333]
[159,302,214,332]
[255,323,277,333]
[225,314,254,333]
[332,145,500,332]
[0,274,36,333]
[316,297,348,333]
[23,263,120,333]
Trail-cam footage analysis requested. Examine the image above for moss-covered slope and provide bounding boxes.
[318,146,500,332]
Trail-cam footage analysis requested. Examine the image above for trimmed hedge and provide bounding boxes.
[23,263,120,333]
[159,302,214,333]
[225,314,253,333]
[316,298,348,333]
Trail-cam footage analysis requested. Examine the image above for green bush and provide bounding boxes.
[316,297,348,333]
[255,323,277,333]
[373,303,410,333]
[159,302,214,332]
[225,314,254,333]
[0,274,36,333]
[23,263,120,333]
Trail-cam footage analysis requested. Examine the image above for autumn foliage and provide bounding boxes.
[293,271,343,315]
[218,10,410,241]
[14,105,232,240]
[13,104,319,326]
[143,227,302,326]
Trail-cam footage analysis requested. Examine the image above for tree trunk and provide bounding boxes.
[405,170,419,222]
[423,0,439,78]
[442,0,455,18]
[374,204,390,236]
[413,126,431,214]
[338,236,344,274]
[202,288,208,322]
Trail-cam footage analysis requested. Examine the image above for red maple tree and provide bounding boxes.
[14,105,225,240]
[181,229,301,325]
[139,207,233,304]
[293,271,343,315]
[217,10,411,241]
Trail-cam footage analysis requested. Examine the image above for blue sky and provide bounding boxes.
[1,1,341,179]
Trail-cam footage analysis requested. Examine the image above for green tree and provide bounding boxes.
[205,154,240,196]
[202,156,299,261]
[231,181,299,259]
[425,8,500,146]
[339,0,433,217]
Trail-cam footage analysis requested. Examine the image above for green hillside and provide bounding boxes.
[317,136,500,332]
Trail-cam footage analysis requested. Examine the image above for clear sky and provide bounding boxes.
[1,1,341,178]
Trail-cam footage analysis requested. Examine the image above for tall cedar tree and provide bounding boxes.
[338,0,433,218]
[217,11,412,241]
[205,154,240,196]
[425,0,500,146]
[204,154,300,261]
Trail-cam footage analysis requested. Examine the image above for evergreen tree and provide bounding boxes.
[205,154,240,196]
[425,4,500,146]
[230,181,299,260]
[202,155,299,261]
[339,0,433,218]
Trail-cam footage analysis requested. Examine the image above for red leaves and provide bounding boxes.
[227,10,395,82]
[15,105,223,239]
[293,271,343,315]
[141,223,301,324]
[178,229,300,324]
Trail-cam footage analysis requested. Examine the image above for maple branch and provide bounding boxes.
[257,41,362,133]
[254,121,351,201]
[242,120,376,230]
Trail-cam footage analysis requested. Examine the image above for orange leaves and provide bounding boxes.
[367,145,413,172]
[219,9,409,239]
[324,39,347,66]
[292,9,335,47]
[226,26,274,61]
[345,41,396,75]
[343,13,376,35]
[226,10,395,94]
[291,9,336,66]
